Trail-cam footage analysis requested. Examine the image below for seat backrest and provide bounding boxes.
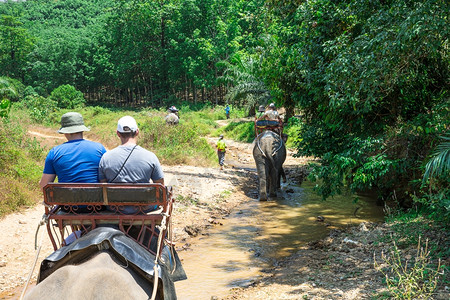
[44,183,168,208]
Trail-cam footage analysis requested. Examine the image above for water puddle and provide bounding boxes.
[175,180,384,299]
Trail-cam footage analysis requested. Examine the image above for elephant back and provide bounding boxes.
[255,130,285,157]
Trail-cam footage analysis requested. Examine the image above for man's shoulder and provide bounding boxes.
[135,145,157,156]
[81,139,105,148]
[101,145,125,158]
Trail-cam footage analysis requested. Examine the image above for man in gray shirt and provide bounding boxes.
[99,115,164,213]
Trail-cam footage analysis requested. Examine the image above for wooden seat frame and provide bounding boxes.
[43,183,173,258]
[255,119,283,136]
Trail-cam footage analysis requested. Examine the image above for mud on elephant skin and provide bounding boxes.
[252,131,287,201]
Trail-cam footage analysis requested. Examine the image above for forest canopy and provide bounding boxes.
[0,0,448,210]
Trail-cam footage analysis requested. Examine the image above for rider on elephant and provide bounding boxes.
[256,103,283,136]
[260,103,281,122]
[165,106,180,125]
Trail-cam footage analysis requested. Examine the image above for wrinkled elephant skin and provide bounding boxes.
[24,252,157,300]
[253,131,286,201]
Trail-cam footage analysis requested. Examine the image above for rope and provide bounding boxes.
[256,131,283,158]
[19,215,48,300]
[169,212,176,274]
[109,144,137,183]
[150,210,169,300]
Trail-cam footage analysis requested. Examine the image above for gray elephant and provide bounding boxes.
[252,130,287,200]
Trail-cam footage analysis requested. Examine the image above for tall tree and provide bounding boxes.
[0,15,34,81]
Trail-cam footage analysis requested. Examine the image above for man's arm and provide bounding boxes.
[39,173,56,190]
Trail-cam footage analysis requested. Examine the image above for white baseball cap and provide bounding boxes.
[117,116,138,133]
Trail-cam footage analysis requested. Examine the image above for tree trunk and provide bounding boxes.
[283,95,295,123]
[193,85,197,104]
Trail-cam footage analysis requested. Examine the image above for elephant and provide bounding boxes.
[252,130,287,201]
[24,227,186,300]
[24,252,160,300]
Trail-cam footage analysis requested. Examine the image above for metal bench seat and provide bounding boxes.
[43,183,173,256]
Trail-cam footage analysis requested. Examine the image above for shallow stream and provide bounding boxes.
[175,180,384,299]
[0,173,384,300]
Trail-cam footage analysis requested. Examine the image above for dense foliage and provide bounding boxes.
[50,84,85,108]
[263,0,449,208]
[0,0,448,210]
[0,0,267,106]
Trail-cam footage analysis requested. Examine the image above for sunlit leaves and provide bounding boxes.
[0,15,35,79]
[0,99,11,118]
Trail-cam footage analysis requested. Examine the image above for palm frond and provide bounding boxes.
[423,135,450,183]
[0,77,19,100]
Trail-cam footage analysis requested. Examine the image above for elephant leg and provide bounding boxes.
[268,168,278,198]
[277,167,286,188]
[255,159,268,201]
[281,167,286,183]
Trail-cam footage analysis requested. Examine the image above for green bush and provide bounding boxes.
[270,0,449,208]
[21,95,57,122]
[284,116,302,149]
[50,84,86,109]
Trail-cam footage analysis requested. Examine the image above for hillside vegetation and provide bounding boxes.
[0,101,249,217]
[0,1,448,297]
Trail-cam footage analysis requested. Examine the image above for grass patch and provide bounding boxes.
[214,116,303,148]
[383,207,450,259]
[216,190,232,203]
[0,176,37,216]
[217,121,255,143]
[177,102,247,121]
[0,117,44,217]
[140,116,216,166]
[0,102,241,216]
[175,194,199,206]
[17,104,220,165]
[373,206,450,299]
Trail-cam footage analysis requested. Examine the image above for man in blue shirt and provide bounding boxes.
[39,112,106,190]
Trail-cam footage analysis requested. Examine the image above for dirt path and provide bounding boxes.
[0,128,277,298]
[2,127,447,300]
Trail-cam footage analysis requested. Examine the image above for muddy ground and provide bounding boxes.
[0,129,448,299]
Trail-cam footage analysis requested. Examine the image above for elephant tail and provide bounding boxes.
[271,137,283,156]
[267,150,277,173]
